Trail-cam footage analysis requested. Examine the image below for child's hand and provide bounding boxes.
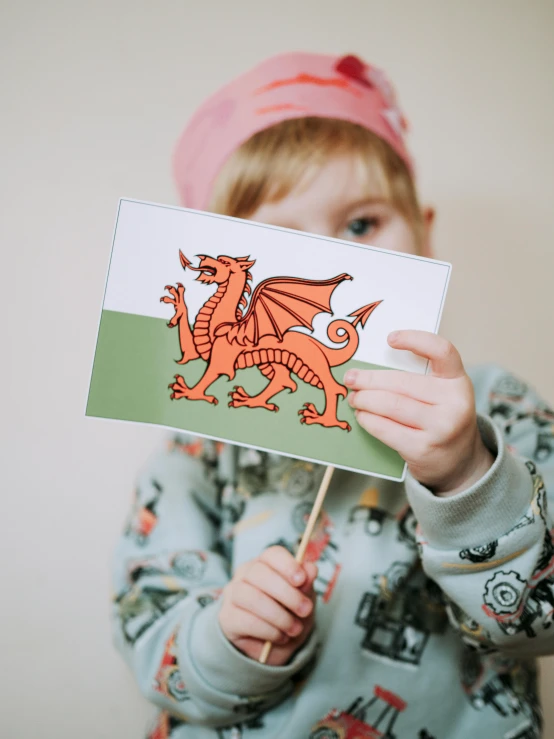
[219,546,318,666]
[345,330,494,495]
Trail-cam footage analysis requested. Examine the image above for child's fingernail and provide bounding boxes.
[388,331,399,343]
[298,599,312,617]
[344,370,357,386]
[293,570,305,585]
[347,391,356,406]
[290,621,303,637]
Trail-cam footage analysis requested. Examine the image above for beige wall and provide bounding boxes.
[2,0,553,736]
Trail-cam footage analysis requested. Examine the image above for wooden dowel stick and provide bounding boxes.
[258,465,335,664]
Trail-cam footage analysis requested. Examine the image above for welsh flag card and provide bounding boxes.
[87,199,451,480]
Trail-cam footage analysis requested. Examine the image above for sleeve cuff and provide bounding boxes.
[186,599,319,698]
[404,414,534,550]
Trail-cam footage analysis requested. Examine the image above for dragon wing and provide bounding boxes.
[215,273,352,346]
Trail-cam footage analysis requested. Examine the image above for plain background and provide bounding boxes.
[2,1,553,736]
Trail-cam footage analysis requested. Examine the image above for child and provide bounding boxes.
[112,52,554,738]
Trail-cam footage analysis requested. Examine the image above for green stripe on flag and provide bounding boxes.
[87,310,405,479]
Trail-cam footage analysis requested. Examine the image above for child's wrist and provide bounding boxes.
[431,437,495,497]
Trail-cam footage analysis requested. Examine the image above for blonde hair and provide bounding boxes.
[208,117,424,248]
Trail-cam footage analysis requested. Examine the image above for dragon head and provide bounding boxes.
[179,251,255,285]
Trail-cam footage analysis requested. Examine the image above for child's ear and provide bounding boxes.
[420,206,435,259]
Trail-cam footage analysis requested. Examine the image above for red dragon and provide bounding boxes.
[161,253,381,431]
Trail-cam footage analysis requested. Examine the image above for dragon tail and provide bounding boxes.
[322,300,383,367]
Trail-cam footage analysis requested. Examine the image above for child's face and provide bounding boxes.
[248,154,431,256]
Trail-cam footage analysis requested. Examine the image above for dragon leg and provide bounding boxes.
[297,356,351,432]
[170,339,240,406]
[169,374,218,405]
[169,365,220,405]
[228,364,297,412]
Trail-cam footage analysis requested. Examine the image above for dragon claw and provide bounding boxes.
[298,402,350,431]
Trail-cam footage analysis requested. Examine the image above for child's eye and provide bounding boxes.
[346,217,379,237]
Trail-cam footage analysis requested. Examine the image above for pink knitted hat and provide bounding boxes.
[174,52,412,210]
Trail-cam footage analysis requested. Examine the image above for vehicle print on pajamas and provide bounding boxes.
[116,584,188,645]
[171,550,208,580]
[482,569,554,638]
[355,563,446,666]
[116,573,217,647]
[504,462,549,539]
[526,461,549,524]
[154,631,189,703]
[125,479,164,545]
[348,487,389,536]
[489,375,554,461]
[310,685,407,738]
[396,506,418,549]
[221,483,248,529]
[281,460,317,497]
[347,490,418,551]
[532,528,554,584]
[459,541,498,563]
[127,550,208,584]
[169,434,225,465]
[445,600,493,653]
[534,431,554,463]
[272,502,341,602]
[168,435,204,457]
[461,650,542,738]
[235,447,269,493]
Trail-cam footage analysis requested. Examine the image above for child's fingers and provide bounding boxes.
[388,330,465,380]
[243,561,313,619]
[223,607,289,644]
[355,410,422,455]
[348,389,429,429]
[260,545,306,587]
[344,368,438,404]
[301,562,318,592]
[231,581,304,638]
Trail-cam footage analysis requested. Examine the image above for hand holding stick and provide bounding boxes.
[258,465,335,664]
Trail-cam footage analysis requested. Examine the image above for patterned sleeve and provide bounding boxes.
[404,365,554,656]
[111,434,315,728]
